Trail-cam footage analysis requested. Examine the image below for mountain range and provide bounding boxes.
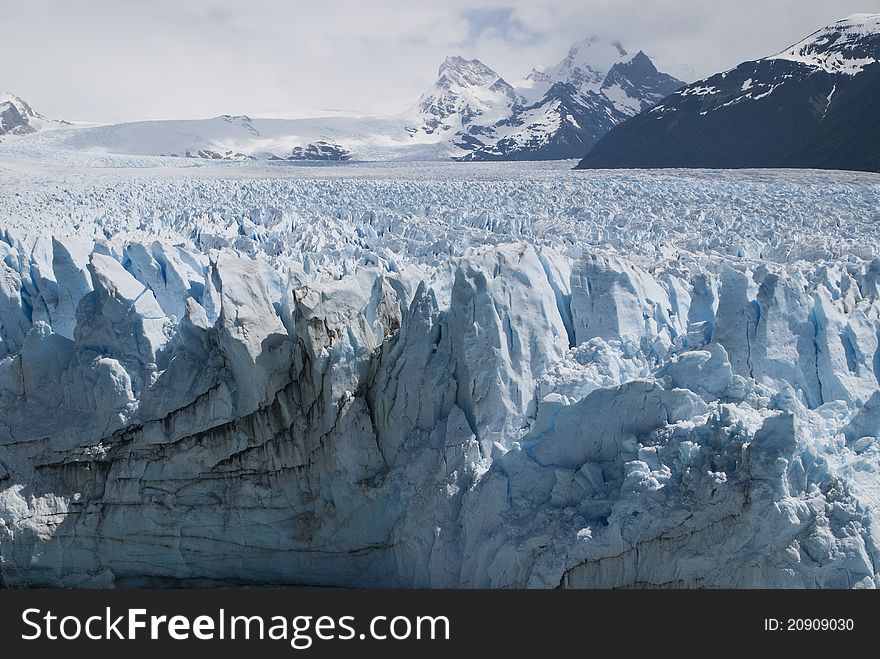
[415,41,684,160]
[6,14,877,171]
[577,14,880,172]
[0,40,684,162]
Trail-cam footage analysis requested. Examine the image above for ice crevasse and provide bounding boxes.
[1,171,879,588]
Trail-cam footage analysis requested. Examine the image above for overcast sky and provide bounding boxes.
[3,0,878,123]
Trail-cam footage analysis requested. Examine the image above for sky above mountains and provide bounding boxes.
[4,0,878,123]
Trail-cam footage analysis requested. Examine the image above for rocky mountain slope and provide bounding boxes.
[407,55,519,138]
[577,14,880,172]
[456,41,684,160]
[0,92,68,136]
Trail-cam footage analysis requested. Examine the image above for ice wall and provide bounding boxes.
[1,166,879,588]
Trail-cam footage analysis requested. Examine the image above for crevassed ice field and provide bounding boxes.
[1,154,880,588]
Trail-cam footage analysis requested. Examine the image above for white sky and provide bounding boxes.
[3,0,878,123]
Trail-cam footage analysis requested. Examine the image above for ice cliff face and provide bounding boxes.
[1,162,879,588]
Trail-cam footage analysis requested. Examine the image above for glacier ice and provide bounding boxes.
[0,160,879,588]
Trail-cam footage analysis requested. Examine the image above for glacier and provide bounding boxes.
[1,158,879,588]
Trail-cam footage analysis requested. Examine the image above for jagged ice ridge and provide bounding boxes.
[1,161,879,588]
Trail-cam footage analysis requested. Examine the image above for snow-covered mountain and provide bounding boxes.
[578,14,880,172]
[458,44,684,161]
[0,92,68,136]
[2,38,685,162]
[519,38,631,101]
[454,82,622,161]
[600,51,688,113]
[767,12,880,73]
[407,56,518,137]
[406,43,683,161]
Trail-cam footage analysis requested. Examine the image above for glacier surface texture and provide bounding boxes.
[1,159,880,588]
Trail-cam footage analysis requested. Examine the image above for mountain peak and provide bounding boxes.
[606,51,661,79]
[0,92,42,121]
[838,13,880,32]
[569,37,628,57]
[409,56,516,136]
[521,37,631,100]
[768,13,880,74]
[599,51,684,116]
[0,92,54,136]
[562,37,629,74]
[437,56,501,87]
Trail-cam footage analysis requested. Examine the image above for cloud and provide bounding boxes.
[460,7,538,44]
[2,0,877,122]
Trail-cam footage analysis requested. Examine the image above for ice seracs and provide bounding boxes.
[0,160,879,588]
